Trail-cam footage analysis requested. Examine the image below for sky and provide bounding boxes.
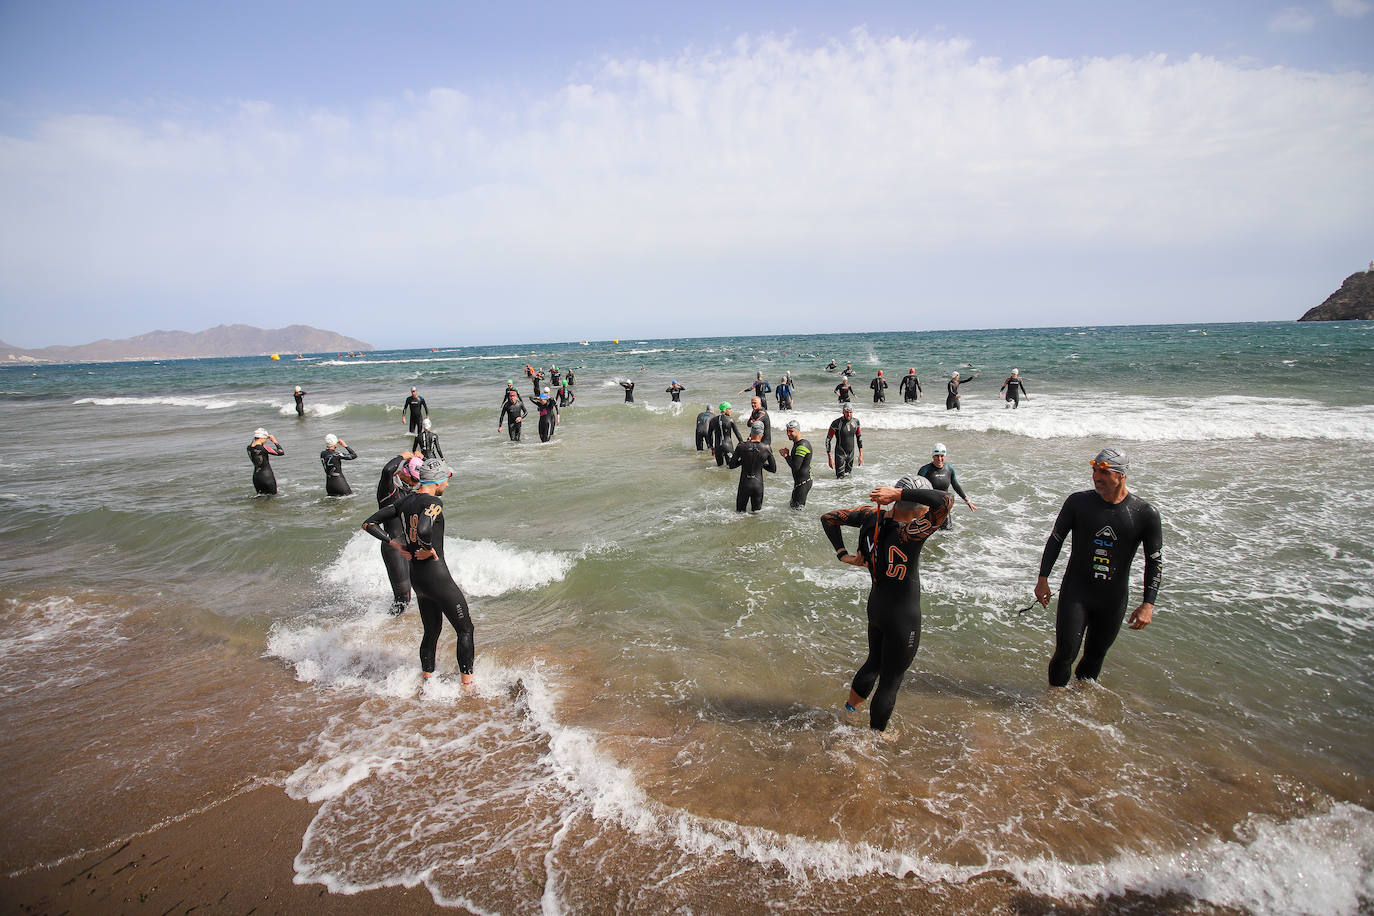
[1,1,1372,349]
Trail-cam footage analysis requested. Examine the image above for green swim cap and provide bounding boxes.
[719,401,732,412]
[507,379,513,385]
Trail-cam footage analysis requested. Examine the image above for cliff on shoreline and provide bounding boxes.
[1299,269,1374,321]
[1,324,373,363]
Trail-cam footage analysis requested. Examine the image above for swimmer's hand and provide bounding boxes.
[838,553,865,567]
[413,547,437,561]
[1033,576,1053,608]
[388,539,413,560]
[1127,603,1154,630]
[779,447,790,457]
[869,486,902,505]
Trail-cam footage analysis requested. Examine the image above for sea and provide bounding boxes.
[1,321,1371,915]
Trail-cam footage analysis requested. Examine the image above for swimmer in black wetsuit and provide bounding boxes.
[708,402,743,466]
[747,396,772,446]
[293,386,306,417]
[502,379,522,402]
[898,369,922,402]
[620,379,635,403]
[666,380,686,402]
[826,406,863,478]
[822,476,954,732]
[247,427,284,495]
[402,387,429,433]
[412,417,443,459]
[779,420,813,509]
[739,373,771,410]
[945,370,979,410]
[558,379,574,406]
[826,359,837,372]
[834,378,855,404]
[727,422,777,512]
[320,434,358,496]
[694,406,713,451]
[1034,447,1163,687]
[870,371,888,403]
[530,387,559,441]
[498,389,527,440]
[375,452,420,613]
[362,457,474,685]
[842,363,855,377]
[775,375,795,411]
[1000,369,1029,409]
[917,442,976,529]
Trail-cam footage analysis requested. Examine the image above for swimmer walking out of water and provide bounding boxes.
[822,476,954,733]
[1034,447,1162,687]
[362,457,475,685]
[708,402,744,466]
[727,421,776,512]
[1000,369,1029,409]
[320,434,357,496]
[293,386,306,417]
[402,387,429,434]
[247,428,284,495]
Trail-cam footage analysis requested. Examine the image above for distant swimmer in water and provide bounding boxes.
[498,389,527,441]
[247,427,284,495]
[293,385,306,417]
[694,405,713,451]
[945,370,979,410]
[620,379,636,403]
[826,359,837,372]
[375,452,420,613]
[834,377,855,404]
[362,457,474,685]
[728,421,777,512]
[775,373,795,411]
[918,442,976,529]
[779,419,813,509]
[708,402,743,467]
[739,373,772,410]
[870,370,888,403]
[558,379,574,406]
[412,417,444,459]
[1000,368,1029,409]
[747,395,772,446]
[842,363,855,378]
[826,405,863,478]
[531,387,559,441]
[320,433,358,496]
[898,369,922,402]
[402,387,429,434]
[822,475,955,733]
[1034,447,1163,688]
[666,380,686,402]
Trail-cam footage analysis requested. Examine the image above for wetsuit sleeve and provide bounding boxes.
[826,422,836,451]
[729,421,742,444]
[1038,497,1076,578]
[361,504,401,542]
[1141,505,1163,605]
[342,446,357,460]
[765,450,776,473]
[901,488,954,527]
[855,425,863,449]
[821,506,876,553]
[947,468,968,501]
[269,443,284,455]
[433,438,443,460]
[421,397,429,415]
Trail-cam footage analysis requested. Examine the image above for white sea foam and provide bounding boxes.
[316,354,526,366]
[779,395,1374,442]
[276,400,350,417]
[72,394,268,410]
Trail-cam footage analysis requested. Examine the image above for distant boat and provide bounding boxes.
[580,341,589,346]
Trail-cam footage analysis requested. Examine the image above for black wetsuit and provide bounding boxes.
[557,384,573,407]
[321,444,358,496]
[834,382,855,404]
[695,411,713,451]
[842,366,855,377]
[666,384,686,402]
[822,487,953,731]
[1038,490,1163,686]
[621,381,635,403]
[1001,376,1029,408]
[403,394,429,433]
[775,380,794,410]
[530,394,558,441]
[499,398,527,441]
[747,379,771,410]
[727,440,776,512]
[826,361,837,372]
[375,456,415,610]
[248,440,284,494]
[946,376,975,410]
[566,370,575,387]
[826,416,862,478]
[412,429,443,460]
[550,369,562,388]
[363,492,474,676]
[531,377,544,399]
[748,408,772,447]
[708,413,744,466]
[294,390,306,417]
[899,374,922,402]
[782,437,814,508]
[918,461,968,530]
[870,376,888,403]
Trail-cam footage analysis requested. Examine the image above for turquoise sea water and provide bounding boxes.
[2,321,1372,914]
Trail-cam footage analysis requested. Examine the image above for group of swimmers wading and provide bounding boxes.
[242,362,1161,734]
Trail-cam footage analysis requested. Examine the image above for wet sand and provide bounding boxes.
[0,786,442,915]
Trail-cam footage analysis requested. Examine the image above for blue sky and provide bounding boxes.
[2,0,1372,349]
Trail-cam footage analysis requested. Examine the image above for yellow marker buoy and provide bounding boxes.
[270,353,280,360]
[613,339,619,344]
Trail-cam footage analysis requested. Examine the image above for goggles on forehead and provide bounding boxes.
[1089,459,1123,472]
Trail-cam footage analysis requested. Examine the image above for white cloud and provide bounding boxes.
[1331,0,1373,15]
[1269,6,1318,31]
[2,31,1372,343]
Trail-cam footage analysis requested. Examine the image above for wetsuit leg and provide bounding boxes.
[851,594,921,731]
[946,394,959,411]
[1073,601,1128,682]
[789,479,813,509]
[539,414,554,442]
[835,451,854,478]
[409,415,422,434]
[1049,594,1127,686]
[253,467,277,495]
[695,431,707,451]
[735,480,763,512]
[509,423,521,441]
[714,444,729,467]
[326,476,353,497]
[414,568,475,675]
[381,517,412,611]
[1010,392,1020,409]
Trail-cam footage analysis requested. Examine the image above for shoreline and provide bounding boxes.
[0,785,443,915]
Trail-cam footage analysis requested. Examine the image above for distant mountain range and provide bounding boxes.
[0,324,373,363]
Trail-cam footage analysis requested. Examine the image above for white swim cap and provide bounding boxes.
[932,442,947,455]
[423,417,432,430]
[1012,368,1019,376]
[294,385,302,392]
[324,433,338,447]
[253,427,269,439]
